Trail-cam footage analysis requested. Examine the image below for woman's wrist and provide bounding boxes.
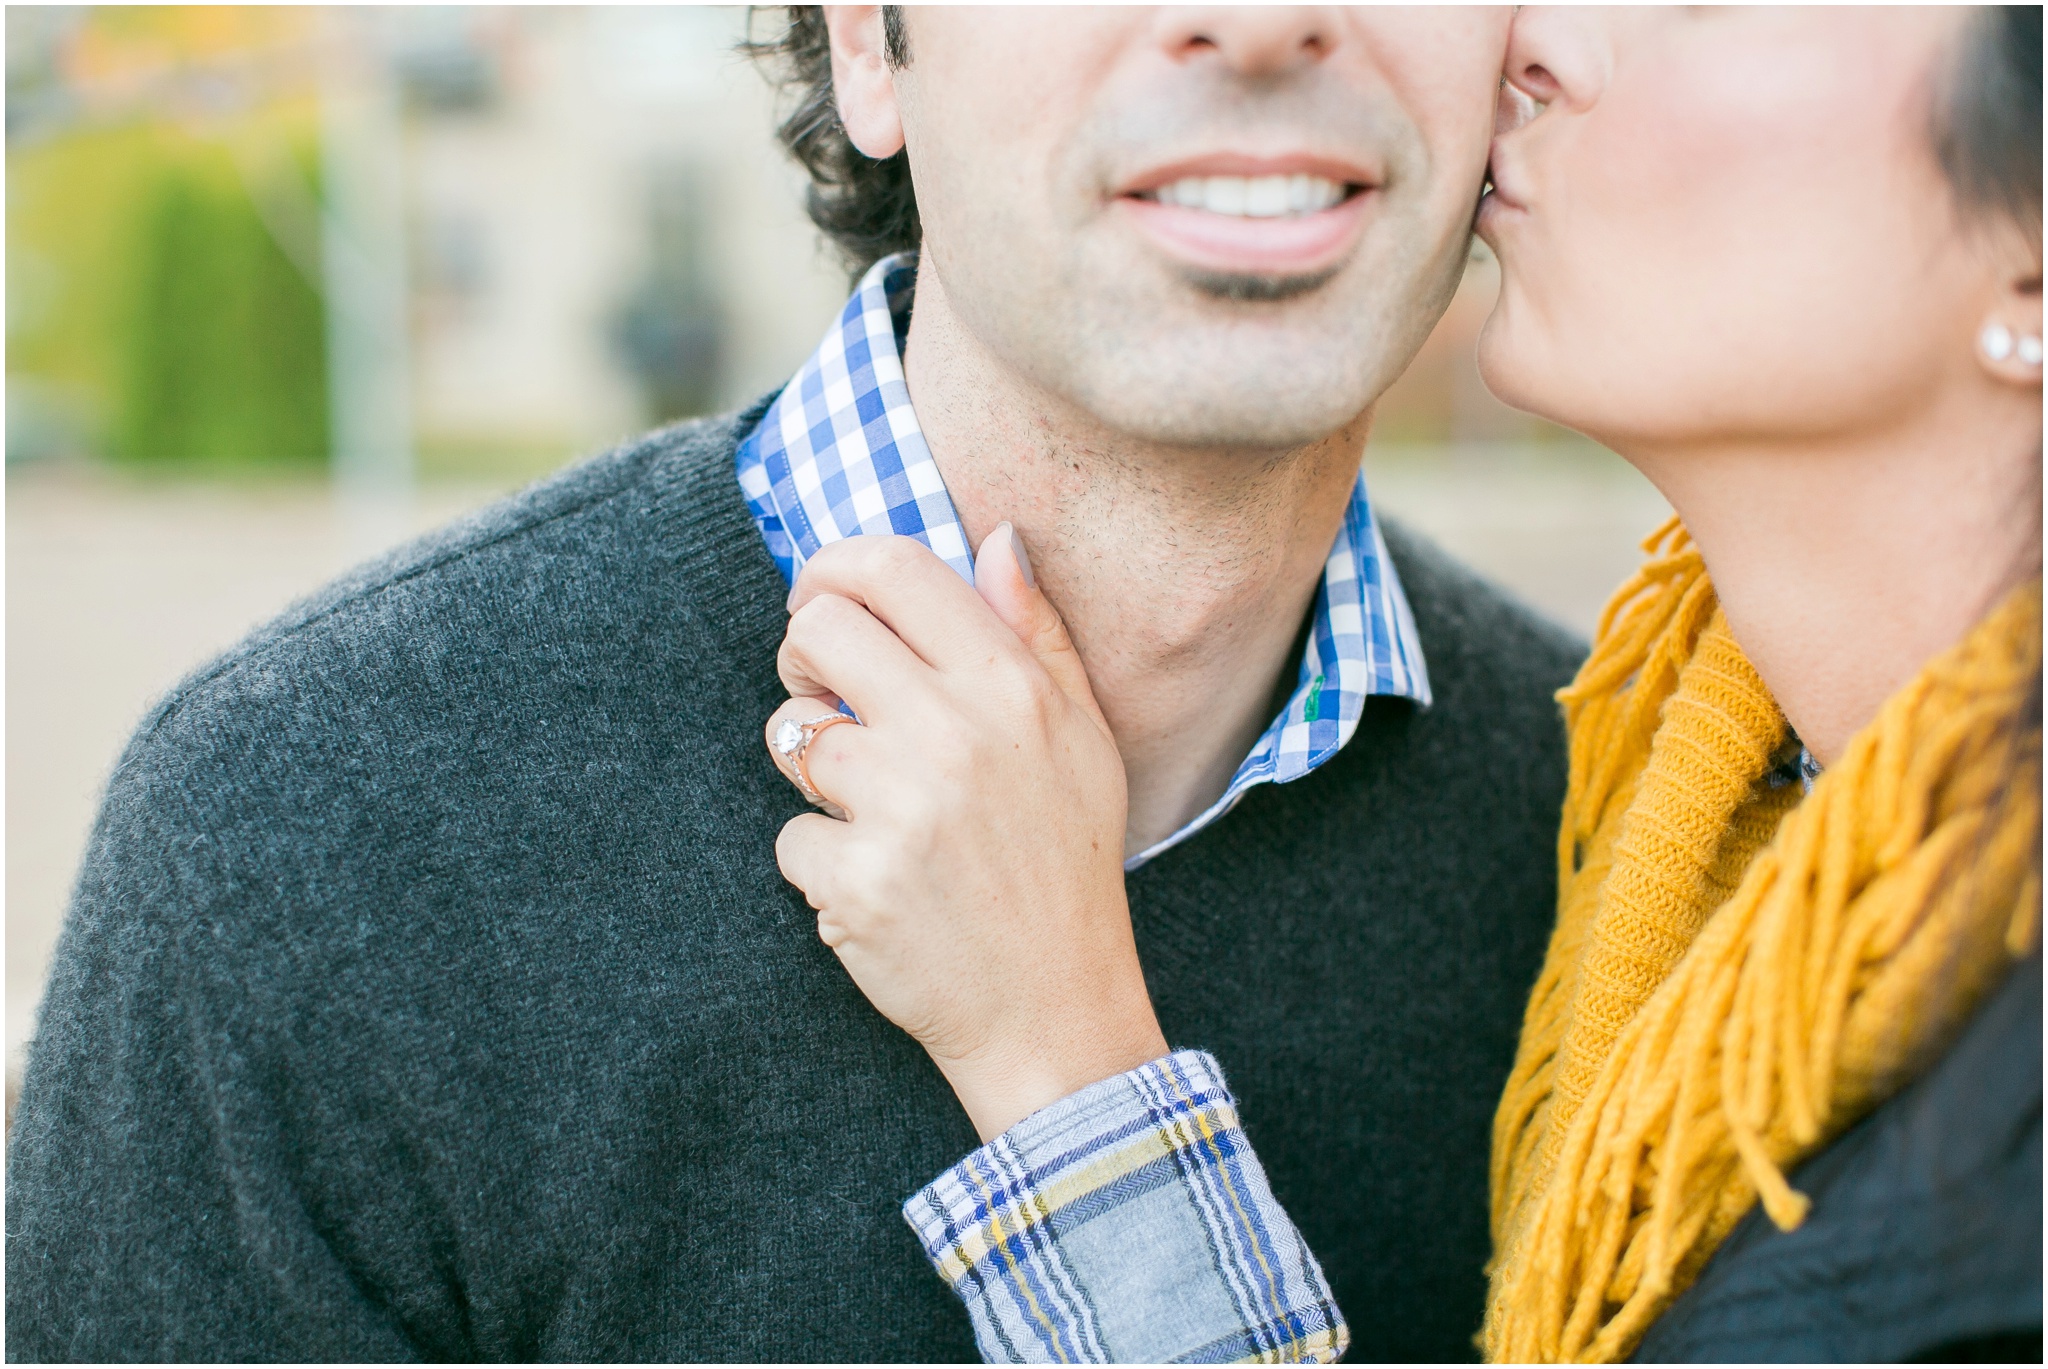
[935,1008,1172,1142]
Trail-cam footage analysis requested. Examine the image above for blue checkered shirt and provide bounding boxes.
[736,251,1418,1362]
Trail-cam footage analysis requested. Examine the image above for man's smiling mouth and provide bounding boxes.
[1115,158,1377,279]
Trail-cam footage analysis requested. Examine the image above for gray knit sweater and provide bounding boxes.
[6,404,1584,1362]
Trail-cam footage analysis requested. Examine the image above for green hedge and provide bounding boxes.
[9,120,330,469]
[118,156,328,466]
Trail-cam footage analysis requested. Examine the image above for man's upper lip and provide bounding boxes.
[1117,151,1382,197]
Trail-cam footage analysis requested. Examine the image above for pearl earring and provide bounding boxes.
[1981,322,2015,361]
[2019,335,2044,366]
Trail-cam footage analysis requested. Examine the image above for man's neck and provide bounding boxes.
[902,265,1370,856]
[1622,390,2042,769]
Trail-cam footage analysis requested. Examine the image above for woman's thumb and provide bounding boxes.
[973,523,1105,726]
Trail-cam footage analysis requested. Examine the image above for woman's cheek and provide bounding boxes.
[1542,39,1875,434]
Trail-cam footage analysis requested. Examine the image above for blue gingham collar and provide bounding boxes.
[737,251,1431,869]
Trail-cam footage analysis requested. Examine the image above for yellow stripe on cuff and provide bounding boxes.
[931,1100,1243,1286]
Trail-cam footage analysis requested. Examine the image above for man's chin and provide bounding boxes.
[1072,371,1372,452]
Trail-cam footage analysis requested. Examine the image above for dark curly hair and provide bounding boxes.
[744,6,918,282]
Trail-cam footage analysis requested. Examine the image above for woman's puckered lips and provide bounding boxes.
[1483,139,1534,212]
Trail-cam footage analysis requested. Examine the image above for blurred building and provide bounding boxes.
[396,7,860,474]
[7,6,852,481]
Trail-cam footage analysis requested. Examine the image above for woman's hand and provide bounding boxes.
[765,526,1169,1141]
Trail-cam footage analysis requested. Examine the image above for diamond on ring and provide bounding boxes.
[774,712,854,806]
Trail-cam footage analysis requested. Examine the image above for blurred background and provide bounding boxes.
[5,6,1670,1114]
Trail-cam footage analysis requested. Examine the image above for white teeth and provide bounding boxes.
[1245,177,1287,216]
[1152,174,1348,217]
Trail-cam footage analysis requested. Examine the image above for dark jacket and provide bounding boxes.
[1638,955,2042,1363]
[6,404,1585,1361]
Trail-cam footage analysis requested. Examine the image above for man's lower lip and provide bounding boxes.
[1116,192,1372,276]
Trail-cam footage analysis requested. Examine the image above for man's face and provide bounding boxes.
[845,7,1509,450]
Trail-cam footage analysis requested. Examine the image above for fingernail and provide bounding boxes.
[1008,524,1035,589]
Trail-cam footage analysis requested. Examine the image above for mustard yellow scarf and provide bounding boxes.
[1484,519,2042,1363]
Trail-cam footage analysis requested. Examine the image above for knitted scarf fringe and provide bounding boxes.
[1483,518,2042,1363]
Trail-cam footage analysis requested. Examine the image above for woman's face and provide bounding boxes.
[1476,7,2029,453]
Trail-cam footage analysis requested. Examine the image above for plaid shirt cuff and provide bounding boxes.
[902,1050,1348,1364]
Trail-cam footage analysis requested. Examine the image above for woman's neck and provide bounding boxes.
[1619,393,2042,767]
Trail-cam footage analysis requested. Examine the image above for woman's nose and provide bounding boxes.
[1502,6,1610,112]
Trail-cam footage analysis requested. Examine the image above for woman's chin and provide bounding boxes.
[1473,312,1550,426]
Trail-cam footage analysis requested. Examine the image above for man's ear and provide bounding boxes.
[824,6,905,160]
